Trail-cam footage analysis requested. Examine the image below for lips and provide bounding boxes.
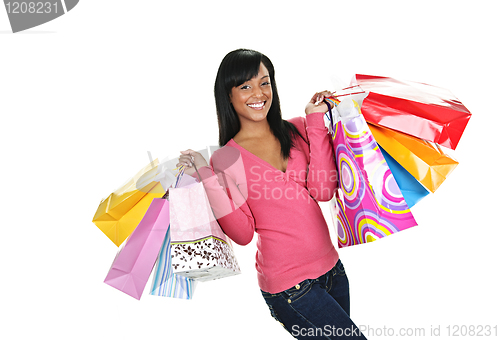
[247,101,266,109]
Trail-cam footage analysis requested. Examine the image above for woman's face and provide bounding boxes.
[230,63,273,125]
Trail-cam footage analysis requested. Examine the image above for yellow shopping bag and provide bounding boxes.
[92,159,165,246]
[368,123,458,193]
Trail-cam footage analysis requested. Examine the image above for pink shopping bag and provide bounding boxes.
[104,198,169,300]
[169,181,241,281]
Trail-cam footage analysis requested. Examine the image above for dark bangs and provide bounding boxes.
[221,50,263,94]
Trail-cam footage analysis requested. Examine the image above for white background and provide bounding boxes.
[1,1,498,339]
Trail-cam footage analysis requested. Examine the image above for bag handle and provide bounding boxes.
[325,99,334,132]
[162,166,187,199]
[324,98,344,211]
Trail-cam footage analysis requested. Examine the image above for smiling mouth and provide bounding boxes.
[247,101,266,109]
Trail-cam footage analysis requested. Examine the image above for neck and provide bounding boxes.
[236,119,274,141]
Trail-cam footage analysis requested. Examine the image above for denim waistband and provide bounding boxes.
[261,259,344,297]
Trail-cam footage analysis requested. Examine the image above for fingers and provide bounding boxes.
[311,90,334,105]
[177,154,194,167]
[305,90,335,115]
[177,150,209,169]
[180,149,195,155]
[313,94,324,105]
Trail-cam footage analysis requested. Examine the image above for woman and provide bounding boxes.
[178,49,366,339]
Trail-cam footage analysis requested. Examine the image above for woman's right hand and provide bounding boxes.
[305,90,335,115]
[177,149,209,177]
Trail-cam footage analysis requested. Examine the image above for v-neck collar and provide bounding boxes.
[228,139,292,174]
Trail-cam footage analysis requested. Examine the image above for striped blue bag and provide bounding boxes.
[149,167,198,299]
[150,225,197,299]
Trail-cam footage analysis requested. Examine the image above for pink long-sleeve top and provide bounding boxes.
[197,112,339,294]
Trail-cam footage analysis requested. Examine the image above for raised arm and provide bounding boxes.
[303,91,338,201]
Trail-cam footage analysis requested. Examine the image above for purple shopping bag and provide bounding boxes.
[104,198,169,300]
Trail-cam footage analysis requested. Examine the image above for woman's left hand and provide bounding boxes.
[305,90,334,115]
[177,149,209,177]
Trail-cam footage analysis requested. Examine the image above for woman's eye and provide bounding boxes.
[240,85,250,90]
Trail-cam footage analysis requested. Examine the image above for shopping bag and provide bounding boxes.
[169,181,241,281]
[150,171,237,300]
[149,170,200,299]
[352,74,471,150]
[104,198,169,300]
[379,146,430,208]
[369,124,458,192]
[369,123,459,193]
[150,226,198,299]
[328,98,417,247]
[92,159,166,247]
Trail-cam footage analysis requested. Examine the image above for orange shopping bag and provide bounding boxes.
[368,123,459,193]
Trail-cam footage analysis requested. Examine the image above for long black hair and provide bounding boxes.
[214,48,304,159]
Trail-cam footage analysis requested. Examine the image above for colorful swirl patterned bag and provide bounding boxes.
[328,98,418,247]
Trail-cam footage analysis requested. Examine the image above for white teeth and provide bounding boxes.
[248,102,265,108]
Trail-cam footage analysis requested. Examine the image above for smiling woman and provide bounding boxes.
[229,63,273,127]
[177,49,367,339]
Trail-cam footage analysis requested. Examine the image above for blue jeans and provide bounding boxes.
[261,260,367,339]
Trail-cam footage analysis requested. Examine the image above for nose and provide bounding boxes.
[252,87,264,98]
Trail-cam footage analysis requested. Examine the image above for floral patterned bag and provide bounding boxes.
[169,180,241,281]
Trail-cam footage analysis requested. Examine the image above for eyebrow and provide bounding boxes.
[240,74,270,86]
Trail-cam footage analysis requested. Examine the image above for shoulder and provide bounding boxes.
[287,116,306,128]
[286,116,306,136]
[212,142,242,162]
[211,142,247,174]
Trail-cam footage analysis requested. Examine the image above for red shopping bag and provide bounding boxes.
[352,74,471,150]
